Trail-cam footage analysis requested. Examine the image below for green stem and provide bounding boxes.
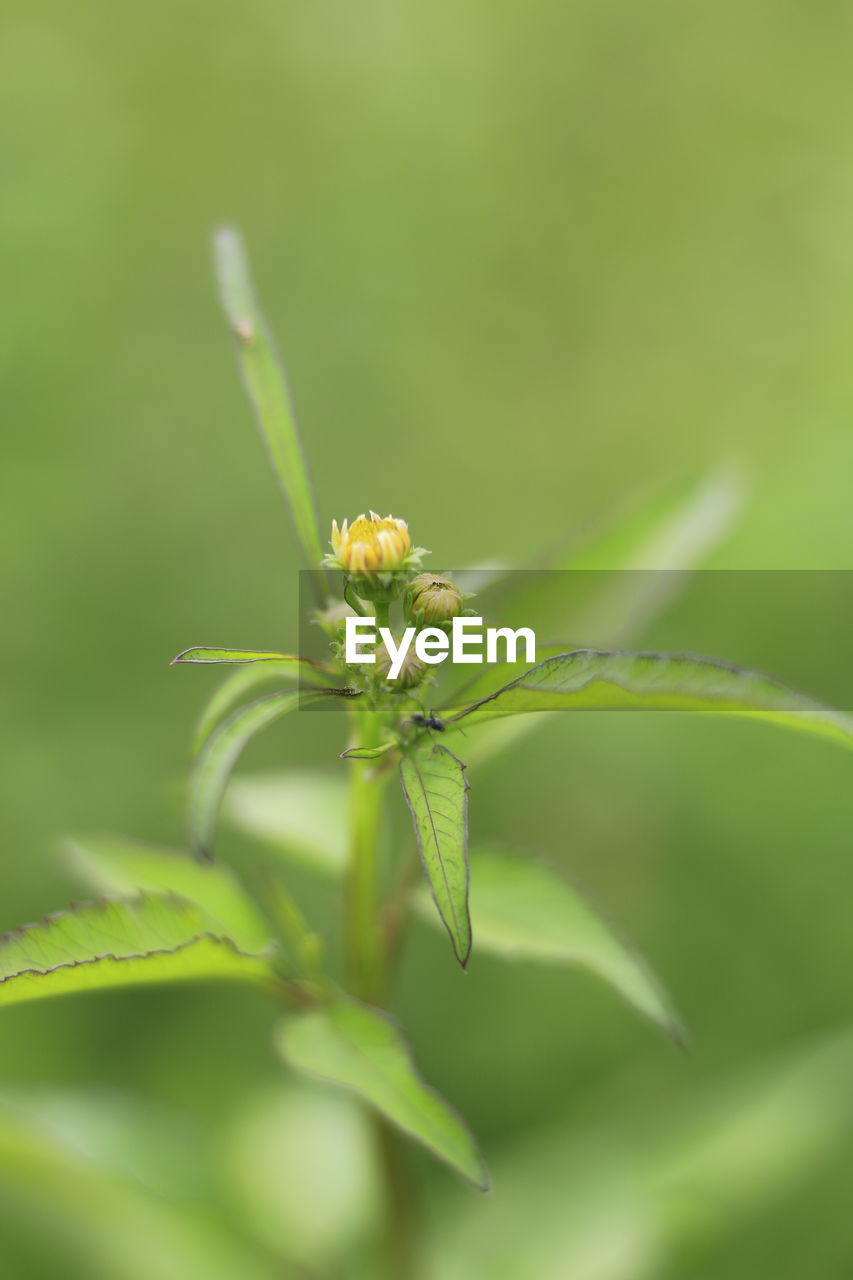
[345,702,388,1001]
[345,694,416,1277]
[383,841,422,981]
[374,1113,416,1279]
[344,580,369,616]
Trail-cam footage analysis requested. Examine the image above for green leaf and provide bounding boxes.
[444,467,745,715]
[172,647,331,675]
[265,879,327,981]
[564,470,740,643]
[213,226,327,601]
[465,468,743,640]
[188,656,339,756]
[339,742,396,761]
[415,850,680,1039]
[441,641,572,712]
[67,835,272,951]
[222,1085,380,1268]
[189,690,308,859]
[0,895,277,1008]
[0,1094,277,1280]
[426,1030,853,1280]
[399,745,471,968]
[225,770,348,875]
[444,649,853,753]
[566,465,745,573]
[276,997,488,1189]
[191,661,311,755]
[651,1031,853,1213]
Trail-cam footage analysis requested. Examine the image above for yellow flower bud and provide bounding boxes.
[324,511,427,602]
[406,574,464,626]
[330,512,411,574]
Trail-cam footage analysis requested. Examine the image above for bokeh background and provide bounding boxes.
[3,1,853,1276]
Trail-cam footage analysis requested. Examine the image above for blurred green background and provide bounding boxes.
[3,0,853,1275]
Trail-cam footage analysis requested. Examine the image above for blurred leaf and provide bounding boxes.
[172,647,331,674]
[650,1031,853,1220]
[444,650,853,753]
[400,745,471,969]
[223,1084,380,1268]
[461,469,741,597]
[444,469,746,756]
[265,878,326,981]
[451,562,510,595]
[427,1031,853,1280]
[567,466,745,573]
[189,690,307,859]
[415,850,680,1039]
[0,895,277,1008]
[192,661,319,754]
[0,1096,278,1280]
[225,770,347,875]
[213,227,327,601]
[276,997,488,1190]
[565,468,746,649]
[67,835,272,951]
[1,1088,211,1201]
[463,468,744,647]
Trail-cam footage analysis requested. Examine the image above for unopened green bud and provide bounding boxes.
[316,598,357,634]
[406,574,464,627]
[375,640,427,689]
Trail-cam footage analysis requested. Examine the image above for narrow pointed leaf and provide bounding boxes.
[444,649,853,752]
[456,469,742,602]
[276,997,488,1189]
[567,466,745,573]
[193,660,336,754]
[0,895,277,1008]
[399,746,471,968]
[444,467,744,715]
[415,850,680,1039]
[441,640,573,711]
[173,647,332,676]
[189,690,310,859]
[339,742,396,761]
[67,835,272,951]
[457,468,744,646]
[213,227,327,601]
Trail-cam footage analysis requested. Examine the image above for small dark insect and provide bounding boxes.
[411,712,446,733]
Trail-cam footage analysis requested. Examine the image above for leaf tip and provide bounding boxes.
[667,1015,691,1054]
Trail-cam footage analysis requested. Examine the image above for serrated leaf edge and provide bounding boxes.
[400,745,472,969]
[278,999,490,1191]
[0,893,277,986]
